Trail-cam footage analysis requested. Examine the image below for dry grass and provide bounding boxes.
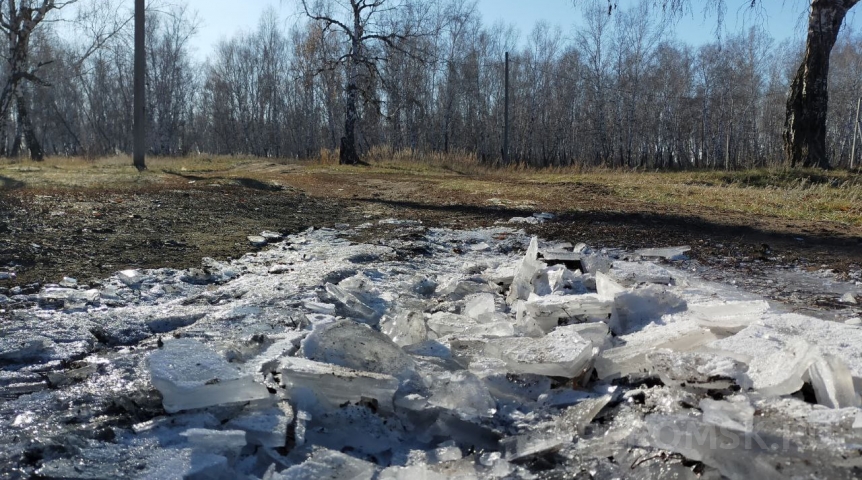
[2,155,860,227]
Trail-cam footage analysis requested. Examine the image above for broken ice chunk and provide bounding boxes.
[427,370,497,418]
[608,261,672,285]
[840,292,858,304]
[0,332,52,363]
[147,339,271,413]
[226,405,292,448]
[558,394,613,435]
[581,254,612,275]
[379,465,447,480]
[567,322,612,351]
[710,332,815,397]
[646,350,748,391]
[180,428,247,456]
[324,283,378,323]
[486,325,594,378]
[699,397,754,432]
[543,265,587,295]
[610,284,686,335]
[501,430,571,461]
[280,357,399,412]
[247,235,268,247]
[643,415,784,480]
[117,269,143,287]
[595,271,625,301]
[276,448,376,480]
[522,294,613,333]
[260,230,283,241]
[303,301,336,316]
[689,300,770,335]
[141,449,232,480]
[469,357,552,401]
[464,293,496,320]
[595,322,716,380]
[37,287,100,308]
[427,312,514,339]
[537,389,595,408]
[380,310,428,346]
[301,320,416,379]
[634,246,690,260]
[506,237,546,304]
[431,441,463,463]
[808,353,860,409]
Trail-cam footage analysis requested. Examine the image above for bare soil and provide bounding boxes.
[2,164,861,312]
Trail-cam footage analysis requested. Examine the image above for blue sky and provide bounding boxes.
[185,0,861,60]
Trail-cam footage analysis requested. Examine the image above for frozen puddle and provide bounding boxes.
[2,221,862,478]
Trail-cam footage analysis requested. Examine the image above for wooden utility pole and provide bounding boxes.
[133,0,146,171]
[503,52,509,165]
[851,96,860,169]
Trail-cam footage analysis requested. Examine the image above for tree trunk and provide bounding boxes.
[15,89,43,161]
[340,8,362,166]
[133,0,147,171]
[784,0,858,169]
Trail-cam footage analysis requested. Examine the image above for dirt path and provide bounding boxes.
[2,163,861,315]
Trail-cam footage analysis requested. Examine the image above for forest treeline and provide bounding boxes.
[11,1,862,168]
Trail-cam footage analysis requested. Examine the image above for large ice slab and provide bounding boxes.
[506,237,546,304]
[596,321,716,380]
[469,356,552,401]
[280,356,399,411]
[147,339,271,413]
[501,430,571,461]
[225,404,293,448]
[521,293,613,333]
[301,320,416,379]
[380,309,428,346]
[427,312,514,339]
[647,350,747,391]
[688,300,771,335]
[275,448,376,480]
[608,261,673,285]
[634,246,690,260]
[427,370,497,418]
[709,326,816,397]
[610,284,686,335]
[323,283,377,323]
[486,325,594,378]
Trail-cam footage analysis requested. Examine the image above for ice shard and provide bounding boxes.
[808,353,860,409]
[225,404,293,448]
[521,293,613,333]
[699,397,755,432]
[595,322,716,380]
[486,325,594,378]
[147,339,271,413]
[276,448,376,480]
[710,331,815,397]
[506,237,545,304]
[689,300,770,335]
[634,246,691,260]
[608,261,673,285]
[323,283,377,323]
[427,370,497,418]
[301,319,416,379]
[281,356,399,411]
[380,309,428,346]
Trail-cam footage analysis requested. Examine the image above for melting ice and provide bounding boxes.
[2,221,862,478]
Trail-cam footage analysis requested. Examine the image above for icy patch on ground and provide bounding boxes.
[2,225,862,478]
